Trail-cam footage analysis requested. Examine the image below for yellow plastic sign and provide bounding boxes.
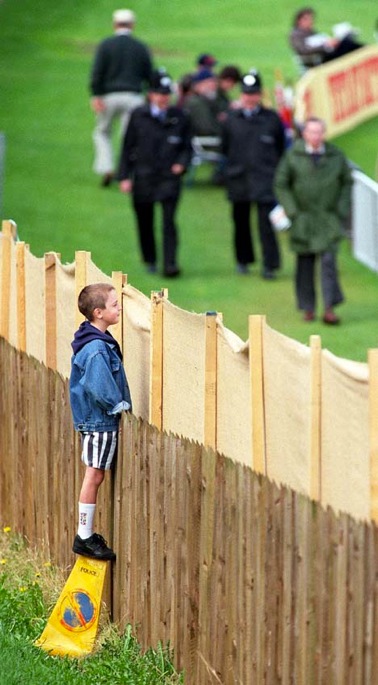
[35,555,108,657]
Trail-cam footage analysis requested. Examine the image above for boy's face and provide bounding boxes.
[93,288,121,330]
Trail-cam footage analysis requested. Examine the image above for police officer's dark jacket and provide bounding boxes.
[222,106,285,203]
[118,104,192,202]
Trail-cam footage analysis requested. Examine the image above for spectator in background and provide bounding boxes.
[90,9,153,187]
[274,117,352,324]
[118,70,192,277]
[216,65,242,114]
[175,72,194,109]
[195,53,218,74]
[185,69,223,138]
[324,22,364,61]
[222,71,285,278]
[289,7,337,71]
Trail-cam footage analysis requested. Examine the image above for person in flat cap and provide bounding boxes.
[185,68,223,139]
[221,70,285,278]
[118,69,192,277]
[89,9,153,187]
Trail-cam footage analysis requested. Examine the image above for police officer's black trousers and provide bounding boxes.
[133,197,179,270]
[232,201,280,270]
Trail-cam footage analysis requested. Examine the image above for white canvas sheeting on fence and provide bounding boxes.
[216,324,251,465]
[123,284,151,420]
[56,260,75,378]
[321,350,370,520]
[162,300,206,444]
[25,250,45,364]
[264,324,312,495]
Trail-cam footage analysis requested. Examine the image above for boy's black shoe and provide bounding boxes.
[72,533,116,561]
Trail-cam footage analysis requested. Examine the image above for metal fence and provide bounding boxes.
[352,169,378,273]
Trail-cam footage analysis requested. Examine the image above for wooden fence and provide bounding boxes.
[2,219,378,523]
[1,337,378,684]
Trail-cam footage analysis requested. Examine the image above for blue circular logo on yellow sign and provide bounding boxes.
[59,590,97,632]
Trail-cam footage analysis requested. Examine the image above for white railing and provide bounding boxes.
[352,169,378,273]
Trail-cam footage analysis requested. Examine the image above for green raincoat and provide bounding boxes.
[274,139,352,253]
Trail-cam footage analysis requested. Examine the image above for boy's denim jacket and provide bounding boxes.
[70,339,132,433]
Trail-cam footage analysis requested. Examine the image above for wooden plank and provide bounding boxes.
[182,439,202,680]
[149,290,167,430]
[2,218,17,240]
[279,488,294,685]
[74,250,90,328]
[309,335,322,502]
[195,447,216,683]
[363,523,375,685]
[346,518,365,685]
[0,221,13,339]
[292,496,310,684]
[15,242,27,351]
[45,252,58,369]
[204,312,217,450]
[333,515,348,685]
[368,349,378,523]
[249,314,266,474]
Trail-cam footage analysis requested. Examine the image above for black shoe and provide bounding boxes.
[146,262,157,274]
[262,267,276,280]
[72,533,116,561]
[163,266,181,278]
[236,262,249,275]
[101,173,114,188]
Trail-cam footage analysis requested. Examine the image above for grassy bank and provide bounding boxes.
[0,529,182,684]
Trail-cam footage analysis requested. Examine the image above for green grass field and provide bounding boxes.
[1,0,377,362]
[0,530,182,684]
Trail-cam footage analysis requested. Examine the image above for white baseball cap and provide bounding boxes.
[113,9,136,24]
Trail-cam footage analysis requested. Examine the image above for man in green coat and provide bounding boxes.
[274,117,352,324]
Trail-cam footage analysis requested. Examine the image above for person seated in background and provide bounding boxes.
[323,22,364,61]
[176,72,194,109]
[216,65,242,115]
[185,69,223,138]
[289,7,337,71]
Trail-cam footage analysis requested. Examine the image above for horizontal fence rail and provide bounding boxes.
[1,339,378,683]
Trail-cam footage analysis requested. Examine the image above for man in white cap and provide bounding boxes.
[90,9,153,187]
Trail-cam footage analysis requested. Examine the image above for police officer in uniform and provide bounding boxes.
[118,70,192,277]
[222,71,285,278]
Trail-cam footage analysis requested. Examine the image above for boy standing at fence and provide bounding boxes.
[70,283,132,561]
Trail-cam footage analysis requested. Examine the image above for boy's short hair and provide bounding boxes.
[78,283,115,321]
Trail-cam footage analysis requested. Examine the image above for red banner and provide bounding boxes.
[295,45,378,137]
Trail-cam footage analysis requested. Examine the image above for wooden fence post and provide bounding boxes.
[369,349,378,523]
[112,271,127,352]
[45,252,60,370]
[204,312,217,450]
[149,289,167,430]
[0,220,17,340]
[310,335,322,501]
[249,314,266,474]
[16,241,27,352]
[74,251,90,329]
